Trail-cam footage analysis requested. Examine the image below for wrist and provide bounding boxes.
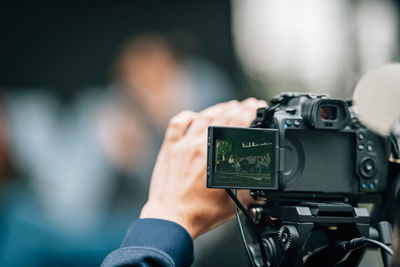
[140,202,200,239]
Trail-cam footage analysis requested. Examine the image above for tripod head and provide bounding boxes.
[246,202,392,267]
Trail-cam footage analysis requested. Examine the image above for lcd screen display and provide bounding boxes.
[208,127,278,189]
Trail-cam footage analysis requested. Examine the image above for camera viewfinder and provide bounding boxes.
[320,105,337,121]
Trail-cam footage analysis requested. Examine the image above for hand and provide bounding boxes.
[140,98,267,239]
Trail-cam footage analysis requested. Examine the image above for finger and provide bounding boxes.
[185,100,240,137]
[211,98,267,127]
[164,110,197,142]
[198,99,240,117]
[232,98,267,126]
[241,97,267,111]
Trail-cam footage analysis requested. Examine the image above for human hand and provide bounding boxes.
[140,98,267,239]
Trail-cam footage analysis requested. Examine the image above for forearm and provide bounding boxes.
[101,219,194,267]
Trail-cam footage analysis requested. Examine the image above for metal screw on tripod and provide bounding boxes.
[278,225,300,251]
[249,206,264,224]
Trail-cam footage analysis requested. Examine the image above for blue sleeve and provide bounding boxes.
[101,218,194,267]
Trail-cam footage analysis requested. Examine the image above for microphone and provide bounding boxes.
[352,63,400,137]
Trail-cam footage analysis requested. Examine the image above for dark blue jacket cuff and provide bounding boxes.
[121,218,194,267]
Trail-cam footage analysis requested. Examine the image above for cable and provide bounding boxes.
[225,189,253,221]
[340,237,393,255]
[225,189,268,267]
[233,189,256,267]
[362,238,393,256]
[305,236,393,266]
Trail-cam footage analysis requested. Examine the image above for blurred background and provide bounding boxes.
[0,0,399,266]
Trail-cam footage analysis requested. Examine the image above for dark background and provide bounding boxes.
[0,1,238,95]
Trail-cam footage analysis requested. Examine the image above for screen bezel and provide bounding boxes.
[207,126,279,190]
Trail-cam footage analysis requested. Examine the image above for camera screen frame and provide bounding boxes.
[207,126,279,190]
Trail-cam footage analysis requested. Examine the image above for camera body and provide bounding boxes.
[207,93,391,203]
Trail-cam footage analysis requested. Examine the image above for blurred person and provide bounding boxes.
[0,94,82,267]
[1,32,239,266]
[101,33,234,172]
[2,89,124,266]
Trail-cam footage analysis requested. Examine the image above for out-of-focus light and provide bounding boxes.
[356,0,398,74]
[232,0,398,98]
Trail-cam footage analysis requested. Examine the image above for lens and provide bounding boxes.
[319,105,337,120]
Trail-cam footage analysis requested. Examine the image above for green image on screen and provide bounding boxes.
[214,137,274,188]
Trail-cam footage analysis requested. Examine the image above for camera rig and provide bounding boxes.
[209,93,400,267]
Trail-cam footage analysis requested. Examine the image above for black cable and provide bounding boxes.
[305,236,393,266]
[339,237,393,255]
[225,189,268,267]
[362,238,393,256]
[233,189,256,267]
[225,189,253,221]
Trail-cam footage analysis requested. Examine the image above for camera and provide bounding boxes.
[206,93,398,267]
[207,93,391,203]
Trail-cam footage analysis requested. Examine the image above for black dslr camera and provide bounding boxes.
[207,93,391,201]
[206,93,397,267]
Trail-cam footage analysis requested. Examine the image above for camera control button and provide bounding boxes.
[360,158,377,178]
[294,120,300,127]
[367,145,373,152]
[369,183,375,190]
[358,133,365,140]
[361,183,367,189]
[358,144,365,150]
[285,120,293,127]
